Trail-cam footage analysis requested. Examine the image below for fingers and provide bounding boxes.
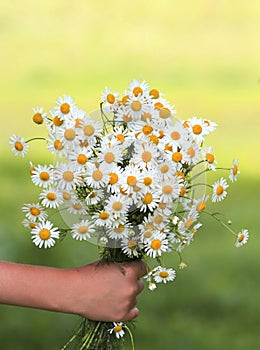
[122,307,139,321]
[124,260,148,279]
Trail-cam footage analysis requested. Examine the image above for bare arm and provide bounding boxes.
[0,260,146,321]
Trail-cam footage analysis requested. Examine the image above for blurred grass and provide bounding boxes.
[0,0,260,349]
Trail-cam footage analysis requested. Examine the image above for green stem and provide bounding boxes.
[26,137,46,143]
[125,325,135,350]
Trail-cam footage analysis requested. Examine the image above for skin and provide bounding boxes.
[0,259,147,322]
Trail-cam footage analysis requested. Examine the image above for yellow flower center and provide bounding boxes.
[216,185,224,195]
[142,151,152,163]
[164,143,172,153]
[144,177,152,186]
[142,125,153,135]
[233,165,238,175]
[149,135,159,145]
[64,128,76,141]
[196,201,206,211]
[84,125,95,136]
[159,202,167,210]
[171,131,181,141]
[60,102,70,114]
[116,134,125,143]
[160,164,169,174]
[63,192,71,200]
[180,187,186,196]
[99,211,109,220]
[162,185,173,195]
[187,147,196,158]
[63,171,74,182]
[14,141,24,151]
[30,207,40,216]
[78,226,88,234]
[40,171,50,181]
[154,214,163,225]
[133,86,143,96]
[39,228,51,240]
[159,271,169,278]
[176,171,185,179]
[107,93,115,104]
[185,218,194,228]
[172,152,182,163]
[123,114,133,123]
[206,153,214,164]
[33,113,43,124]
[29,222,37,229]
[128,240,137,250]
[122,95,129,104]
[127,175,137,186]
[159,107,171,119]
[131,100,142,111]
[112,201,123,211]
[92,170,103,181]
[77,154,88,165]
[141,112,152,122]
[149,88,159,99]
[114,224,125,234]
[54,140,63,150]
[109,173,119,185]
[154,102,163,110]
[192,124,202,135]
[144,231,153,239]
[104,152,115,163]
[151,239,162,250]
[238,234,244,243]
[53,116,63,126]
[143,193,153,204]
[73,203,83,210]
[47,192,56,201]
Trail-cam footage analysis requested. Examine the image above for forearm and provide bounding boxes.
[0,261,71,313]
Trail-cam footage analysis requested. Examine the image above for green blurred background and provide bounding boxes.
[0,1,260,349]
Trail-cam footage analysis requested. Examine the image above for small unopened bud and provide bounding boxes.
[179,261,187,269]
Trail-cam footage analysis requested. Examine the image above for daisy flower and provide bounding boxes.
[203,118,218,133]
[121,234,141,258]
[212,177,229,202]
[125,94,151,121]
[127,79,150,97]
[107,223,131,240]
[101,87,119,112]
[105,194,131,219]
[93,210,115,227]
[119,164,144,196]
[22,219,38,230]
[235,229,249,248]
[45,110,65,133]
[183,116,210,144]
[85,189,104,205]
[46,134,66,158]
[52,95,76,121]
[55,163,83,191]
[229,159,240,182]
[68,148,92,171]
[22,203,48,222]
[84,162,110,189]
[114,105,134,125]
[32,106,47,125]
[153,266,176,284]
[79,115,103,141]
[107,165,123,194]
[97,143,123,165]
[31,220,60,248]
[31,164,54,188]
[57,120,81,150]
[203,146,217,171]
[133,141,160,171]
[66,200,87,215]
[39,188,63,208]
[164,121,190,148]
[108,322,125,339]
[144,232,169,258]
[9,135,29,157]
[160,176,183,203]
[183,141,201,166]
[136,189,161,212]
[71,219,95,241]
[110,125,134,149]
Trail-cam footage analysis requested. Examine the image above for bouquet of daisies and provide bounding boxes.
[9,80,249,349]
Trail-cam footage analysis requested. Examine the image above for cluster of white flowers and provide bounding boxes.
[9,80,249,293]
